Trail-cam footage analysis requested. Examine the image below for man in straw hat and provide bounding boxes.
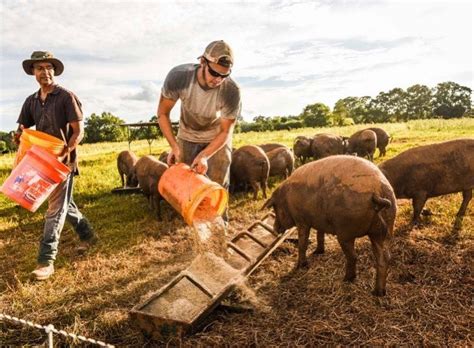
[14,51,97,280]
[157,40,241,221]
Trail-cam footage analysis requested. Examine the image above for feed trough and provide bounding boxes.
[130,213,295,339]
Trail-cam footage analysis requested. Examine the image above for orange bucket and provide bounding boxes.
[1,145,71,212]
[14,129,65,167]
[158,163,228,225]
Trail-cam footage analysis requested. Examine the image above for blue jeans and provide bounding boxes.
[37,174,89,265]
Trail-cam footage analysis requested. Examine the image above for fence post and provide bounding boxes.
[45,324,54,348]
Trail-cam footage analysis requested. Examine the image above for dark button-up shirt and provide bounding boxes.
[17,85,83,172]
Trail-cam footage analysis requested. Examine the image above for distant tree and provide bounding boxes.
[334,96,370,124]
[0,131,17,152]
[432,82,472,118]
[0,140,7,153]
[84,112,127,143]
[366,88,408,122]
[253,115,274,131]
[300,103,331,127]
[331,100,349,126]
[406,84,433,119]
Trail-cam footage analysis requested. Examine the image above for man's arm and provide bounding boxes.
[67,120,84,152]
[59,120,83,159]
[191,117,236,174]
[157,94,179,165]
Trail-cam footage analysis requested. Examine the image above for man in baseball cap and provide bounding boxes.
[15,50,96,280]
[157,40,241,222]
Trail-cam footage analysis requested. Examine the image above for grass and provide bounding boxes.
[0,118,473,346]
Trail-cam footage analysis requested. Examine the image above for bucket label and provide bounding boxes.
[10,166,57,207]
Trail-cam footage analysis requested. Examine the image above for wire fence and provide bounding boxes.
[0,313,115,347]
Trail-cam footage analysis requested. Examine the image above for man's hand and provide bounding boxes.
[191,153,208,175]
[57,145,70,162]
[167,146,181,166]
[13,125,24,145]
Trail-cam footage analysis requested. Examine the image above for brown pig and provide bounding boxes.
[263,155,397,296]
[135,155,169,219]
[230,145,270,200]
[379,138,473,228]
[117,150,138,187]
[367,127,391,157]
[311,133,345,159]
[293,136,313,164]
[266,146,295,179]
[346,129,377,161]
[258,143,287,153]
[159,151,169,163]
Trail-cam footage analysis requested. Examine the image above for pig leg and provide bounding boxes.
[368,234,388,296]
[261,179,267,199]
[337,237,357,282]
[120,172,125,188]
[313,230,325,254]
[154,195,162,221]
[296,225,311,269]
[251,181,260,200]
[454,189,472,229]
[412,192,428,225]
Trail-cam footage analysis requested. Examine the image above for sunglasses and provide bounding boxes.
[204,59,231,79]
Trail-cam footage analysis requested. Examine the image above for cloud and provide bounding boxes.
[0,0,472,131]
[123,82,160,102]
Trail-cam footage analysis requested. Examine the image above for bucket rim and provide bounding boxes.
[183,183,228,225]
[22,128,65,147]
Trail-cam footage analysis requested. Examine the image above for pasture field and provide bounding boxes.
[0,118,473,346]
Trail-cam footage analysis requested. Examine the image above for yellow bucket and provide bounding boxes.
[14,129,65,167]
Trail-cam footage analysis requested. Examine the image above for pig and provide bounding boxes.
[117,150,138,188]
[266,146,295,179]
[230,145,270,200]
[311,133,346,159]
[262,155,397,296]
[135,155,169,219]
[346,129,377,161]
[159,151,169,164]
[378,138,474,228]
[258,143,287,153]
[367,127,391,157]
[293,136,313,164]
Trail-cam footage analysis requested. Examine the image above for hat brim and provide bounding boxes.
[22,58,64,76]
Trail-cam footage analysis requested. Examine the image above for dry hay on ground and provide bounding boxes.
[0,201,472,346]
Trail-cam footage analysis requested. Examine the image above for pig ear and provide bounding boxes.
[261,196,274,211]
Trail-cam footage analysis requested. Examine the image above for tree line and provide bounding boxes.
[239,81,472,132]
[0,81,471,151]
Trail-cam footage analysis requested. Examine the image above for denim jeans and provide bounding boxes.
[37,174,89,265]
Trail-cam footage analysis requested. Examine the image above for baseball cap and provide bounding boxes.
[200,40,234,68]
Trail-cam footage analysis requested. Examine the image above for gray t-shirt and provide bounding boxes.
[161,63,241,143]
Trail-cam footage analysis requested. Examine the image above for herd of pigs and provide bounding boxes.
[117,127,473,296]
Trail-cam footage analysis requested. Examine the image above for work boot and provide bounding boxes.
[77,219,98,253]
[77,234,98,254]
[31,264,54,281]
[76,218,95,240]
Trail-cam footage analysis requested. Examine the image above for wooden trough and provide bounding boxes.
[130,213,295,339]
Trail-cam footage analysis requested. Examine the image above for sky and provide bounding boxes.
[0,0,472,132]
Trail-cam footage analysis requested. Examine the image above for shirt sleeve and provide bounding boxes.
[161,66,188,101]
[64,92,83,123]
[221,83,241,120]
[17,96,35,128]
